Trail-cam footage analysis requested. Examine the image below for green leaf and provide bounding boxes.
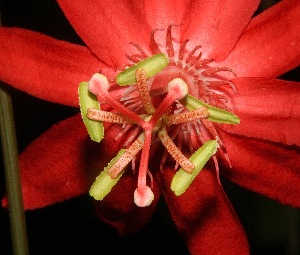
[78,82,104,142]
[183,94,240,124]
[89,149,126,200]
[116,53,169,86]
[171,140,218,196]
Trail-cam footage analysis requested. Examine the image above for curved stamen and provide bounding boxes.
[166,107,209,125]
[171,140,218,196]
[107,133,145,178]
[158,126,194,173]
[87,108,135,124]
[89,73,145,126]
[136,68,156,114]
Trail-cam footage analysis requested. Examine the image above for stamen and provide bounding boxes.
[171,140,218,196]
[136,69,156,114]
[87,108,135,124]
[108,133,145,178]
[89,73,145,126]
[166,107,209,125]
[160,126,181,172]
[89,149,126,201]
[184,94,240,124]
[158,126,194,173]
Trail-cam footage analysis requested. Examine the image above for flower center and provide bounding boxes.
[79,25,240,207]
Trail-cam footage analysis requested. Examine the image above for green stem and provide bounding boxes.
[0,84,29,255]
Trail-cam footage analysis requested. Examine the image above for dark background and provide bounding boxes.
[0,0,299,254]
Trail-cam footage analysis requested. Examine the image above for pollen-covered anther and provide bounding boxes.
[136,68,156,114]
[158,126,195,173]
[166,107,209,126]
[89,73,145,126]
[87,108,135,124]
[171,140,218,196]
[107,133,145,178]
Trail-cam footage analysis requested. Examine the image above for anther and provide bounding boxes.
[158,126,195,173]
[171,140,218,196]
[166,107,209,125]
[89,73,145,126]
[87,108,135,124]
[108,133,145,178]
[136,68,156,114]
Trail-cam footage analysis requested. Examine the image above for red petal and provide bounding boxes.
[144,0,189,28]
[219,0,300,77]
[93,172,161,235]
[156,167,249,254]
[57,0,151,67]
[0,27,106,107]
[181,0,260,60]
[2,114,112,209]
[222,78,300,146]
[220,131,300,207]
[144,0,190,47]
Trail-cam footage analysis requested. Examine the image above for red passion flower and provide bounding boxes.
[0,0,299,254]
